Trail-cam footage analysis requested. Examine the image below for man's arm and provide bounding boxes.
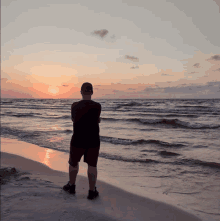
[98,103,101,123]
[73,116,100,123]
[71,102,79,123]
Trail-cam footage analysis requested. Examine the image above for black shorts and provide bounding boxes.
[69,136,100,167]
[70,134,100,149]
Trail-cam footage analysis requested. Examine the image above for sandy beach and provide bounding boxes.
[1,138,203,221]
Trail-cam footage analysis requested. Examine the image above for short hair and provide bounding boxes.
[81,82,93,95]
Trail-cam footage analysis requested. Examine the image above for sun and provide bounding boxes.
[48,86,59,94]
[50,89,58,94]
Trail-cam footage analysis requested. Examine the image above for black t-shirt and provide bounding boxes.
[71,100,101,148]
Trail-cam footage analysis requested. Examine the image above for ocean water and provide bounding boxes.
[1,98,220,221]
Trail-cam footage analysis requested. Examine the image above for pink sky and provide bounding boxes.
[1,0,220,99]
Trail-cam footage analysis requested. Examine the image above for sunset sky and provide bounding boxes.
[1,0,220,99]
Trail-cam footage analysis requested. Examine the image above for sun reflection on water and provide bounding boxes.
[49,125,62,130]
[48,136,64,142]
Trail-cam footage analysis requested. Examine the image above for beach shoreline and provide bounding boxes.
[0,137,205,221]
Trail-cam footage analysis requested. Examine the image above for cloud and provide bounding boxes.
[1,67,79,98]
[130,65,139,69]
[209,55,220,61]
[213,0,220,13]
[144,86,163,93]
[193,63,200,68]
[142,81,220,98]
[92,29,108,38]
[125,55,139,62]
[161,73,174,76]
[206,81,220,87]
[1,0,17,7]
[189,71,198,74]
[1,89,33,98]
[180,51,219,82]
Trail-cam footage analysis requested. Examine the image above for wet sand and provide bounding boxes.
[1,138,203,221]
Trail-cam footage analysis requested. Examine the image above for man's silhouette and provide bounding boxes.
[63,82,101,200]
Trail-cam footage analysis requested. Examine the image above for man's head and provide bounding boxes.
[81,82,93,99]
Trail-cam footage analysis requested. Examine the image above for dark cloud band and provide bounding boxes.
[125,55,139,62]
[92,29,108,38]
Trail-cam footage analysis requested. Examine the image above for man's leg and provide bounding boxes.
[88,165,97,191]
[69,163,79,185]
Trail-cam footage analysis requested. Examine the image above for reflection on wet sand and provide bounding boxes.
[41,148,54,167]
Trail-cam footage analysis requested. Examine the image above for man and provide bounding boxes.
[63,82,101,200]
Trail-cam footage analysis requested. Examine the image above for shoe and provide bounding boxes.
[63,182,76,194]
[87,187,99,200]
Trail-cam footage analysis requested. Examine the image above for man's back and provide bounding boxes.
[71,100,101,148]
